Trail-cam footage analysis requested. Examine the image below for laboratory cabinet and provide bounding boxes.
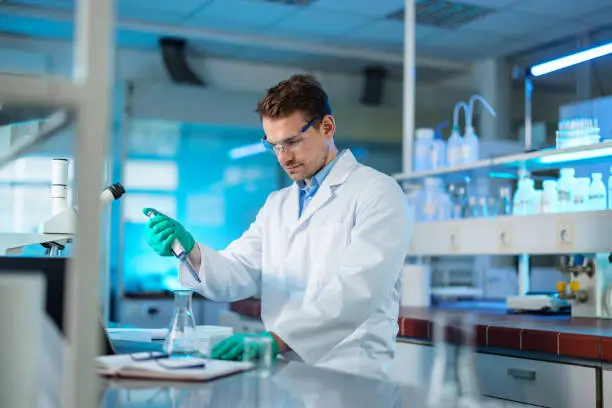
[391,342,598,407]
[604,369,612,408]
[477,353,597,408]
[388,341,436,387]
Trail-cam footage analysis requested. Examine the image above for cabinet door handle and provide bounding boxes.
[507,368,536,380]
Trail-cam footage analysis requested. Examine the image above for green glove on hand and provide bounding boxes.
[142,207,195,257]
[211,332,280,361]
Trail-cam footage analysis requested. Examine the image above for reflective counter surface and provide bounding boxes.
[100,340,528,407]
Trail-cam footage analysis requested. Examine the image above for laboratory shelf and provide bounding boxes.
[394,141,612,183]
[393,159,493,182]
[409,210,612,256]
[491,140,612,170]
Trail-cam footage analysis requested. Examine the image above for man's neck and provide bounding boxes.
[304,148,339,186]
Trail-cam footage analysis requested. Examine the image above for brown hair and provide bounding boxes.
[256,74,332,122]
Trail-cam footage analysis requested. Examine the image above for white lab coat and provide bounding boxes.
[180,150,412,379]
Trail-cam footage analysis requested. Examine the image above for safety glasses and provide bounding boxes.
[261,115,324,154]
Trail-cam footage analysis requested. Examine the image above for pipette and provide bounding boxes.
[145,211,201,283]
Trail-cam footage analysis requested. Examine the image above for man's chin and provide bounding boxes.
[287,173,304,181]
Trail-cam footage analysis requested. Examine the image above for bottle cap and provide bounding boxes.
[415,128,434,140]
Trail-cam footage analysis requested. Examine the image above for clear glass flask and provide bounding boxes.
[427,311,480,408]
[164,289,198,357]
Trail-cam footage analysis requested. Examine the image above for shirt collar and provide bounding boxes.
[297,150,345,192]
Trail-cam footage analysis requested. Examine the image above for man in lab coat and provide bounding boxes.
[144,74,412,380]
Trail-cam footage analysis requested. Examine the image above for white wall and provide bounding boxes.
[0,36,575,144]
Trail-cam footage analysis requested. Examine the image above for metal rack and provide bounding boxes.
[0,0,114,407]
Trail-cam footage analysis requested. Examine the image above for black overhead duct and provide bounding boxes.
[361,66,388,106]
[0,106,55,127]
[159,37,205,86]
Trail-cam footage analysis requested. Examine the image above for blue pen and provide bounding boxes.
[146,211,201,283]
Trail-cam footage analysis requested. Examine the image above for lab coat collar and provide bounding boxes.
[289,149,359,231]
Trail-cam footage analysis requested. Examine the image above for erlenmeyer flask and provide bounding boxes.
[163,289,198,357]
[427,311,480,408]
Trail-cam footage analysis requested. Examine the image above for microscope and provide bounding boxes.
[0,158,125,255]
[556,253,612,318]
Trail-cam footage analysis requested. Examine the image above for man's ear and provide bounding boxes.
[321,115,335,140]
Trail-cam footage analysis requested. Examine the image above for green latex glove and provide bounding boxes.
[142,207,195,257]
[211,332,280,361]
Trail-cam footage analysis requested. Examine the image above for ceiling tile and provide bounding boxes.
[454,0,518,6]
[575,5,612,28]
[262,7,370,38]
[420,29,523,59]
[117,0,209,14]
[257,28,337,43]
[460,9,562,38]
[332,37,402,53]
[118,6,189,24]
[186,0,299,28]
[183,18,263,35]
[311,0,404,18]
[340,19,403,42]
[4,0,72,9]
[509,0,611,19]
[415,25,447,40]
[512,21,594,51]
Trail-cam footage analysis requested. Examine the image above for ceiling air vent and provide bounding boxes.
[387,0,494,29]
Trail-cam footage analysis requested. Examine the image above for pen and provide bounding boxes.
[146,211,202,283]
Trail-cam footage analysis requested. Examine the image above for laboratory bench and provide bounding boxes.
[101,340,535,407]
[229,298,612,407]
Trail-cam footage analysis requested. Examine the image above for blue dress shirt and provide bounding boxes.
[297,150,345,217]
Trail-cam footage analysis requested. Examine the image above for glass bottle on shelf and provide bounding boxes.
[497,186,512,216]
[164,289,198,358]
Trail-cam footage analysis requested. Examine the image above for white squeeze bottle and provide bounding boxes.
[557,168,575,213]
[589,172,606,211]
[462,95,497,164]
[414,128,434,172]
[447,102,468,167]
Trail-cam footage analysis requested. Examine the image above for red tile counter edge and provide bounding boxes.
[398,315,612,362]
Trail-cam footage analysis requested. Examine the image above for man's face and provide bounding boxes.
[262,111,335,183]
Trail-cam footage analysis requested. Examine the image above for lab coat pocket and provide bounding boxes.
[307,222,349,287]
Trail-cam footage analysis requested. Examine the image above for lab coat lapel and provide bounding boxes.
[283,183,301,231]
[294,150,357,230]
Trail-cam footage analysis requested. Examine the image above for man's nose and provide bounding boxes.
[277,149,294,164]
